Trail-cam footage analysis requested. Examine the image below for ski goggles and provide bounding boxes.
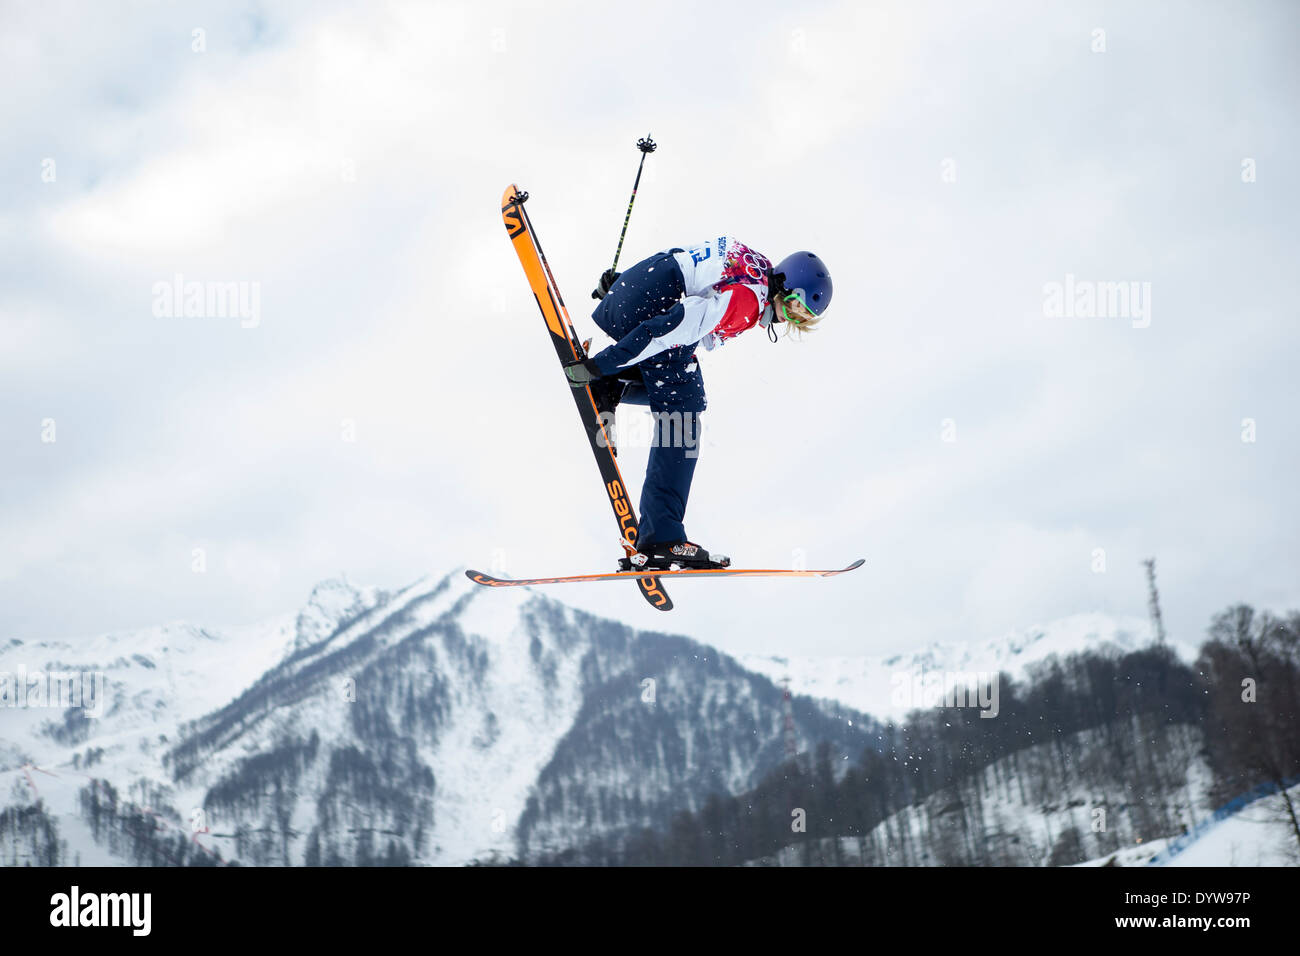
[779,291,814,325]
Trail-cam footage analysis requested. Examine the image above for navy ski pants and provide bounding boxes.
[590,251,705,548]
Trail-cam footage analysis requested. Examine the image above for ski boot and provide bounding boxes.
[619,541,731,572]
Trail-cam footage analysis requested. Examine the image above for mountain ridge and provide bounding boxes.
[0,569,1177,866]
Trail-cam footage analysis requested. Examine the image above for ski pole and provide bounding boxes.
[592,134,657,299]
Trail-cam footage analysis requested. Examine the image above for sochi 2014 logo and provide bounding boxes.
[723,243,771,283]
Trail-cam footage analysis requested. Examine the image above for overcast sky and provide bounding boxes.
[2,0,1297,661]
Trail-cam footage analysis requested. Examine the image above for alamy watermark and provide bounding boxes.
[890,668,1000,718]
[596,410,702,459]
[0,666,107,718]
[1042,274,1151,328]
[152,274,261,328]
[50,886,150,935]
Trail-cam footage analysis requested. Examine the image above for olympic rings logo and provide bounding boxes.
[740,250,771,281]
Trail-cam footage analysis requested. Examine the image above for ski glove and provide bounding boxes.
[590,268,621,300]
[563,358,606,387]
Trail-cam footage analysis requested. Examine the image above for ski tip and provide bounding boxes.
[501,183,528,207]
[639,577,674,612]
[818,558,866,576]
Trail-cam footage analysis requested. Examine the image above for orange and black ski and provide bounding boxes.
[501,184,672,611]
[466,560,865,589]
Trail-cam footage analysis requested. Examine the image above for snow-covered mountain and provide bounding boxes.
[0,576,391,865]
[2,572,1220,868]
[739,612,1191,720]
[0,570,873,866]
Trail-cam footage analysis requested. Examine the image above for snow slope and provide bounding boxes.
[1072,781,1300,867]
[1157,781,1300,867]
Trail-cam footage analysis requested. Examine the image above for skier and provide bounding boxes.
[562,237,832,570]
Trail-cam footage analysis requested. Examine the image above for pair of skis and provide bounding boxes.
[465,185,862,611]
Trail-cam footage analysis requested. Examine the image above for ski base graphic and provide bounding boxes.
[500,182,672,611]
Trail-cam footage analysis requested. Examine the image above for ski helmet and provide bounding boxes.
[771,251,832,318]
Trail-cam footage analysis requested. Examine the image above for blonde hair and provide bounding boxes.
[783,317,820,338]
[778,294,820,338]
